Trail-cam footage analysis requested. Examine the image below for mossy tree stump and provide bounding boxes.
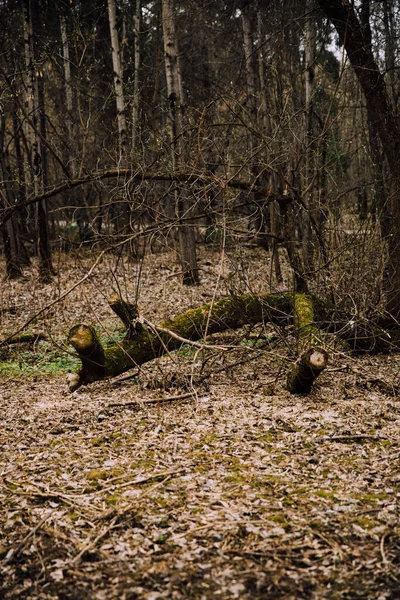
[286,293,329,395]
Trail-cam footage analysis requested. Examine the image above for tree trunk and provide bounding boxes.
[302,0,317,273]
[0,107,22,278]
[131,0,142,154]
[162,0,199,285]
[107,0,127,163]
[59,12,77,179]
[12,105,30,268]
[257,10,282,280]
[23,0,54,283]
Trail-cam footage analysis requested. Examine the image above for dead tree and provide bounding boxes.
[67,292,400,393]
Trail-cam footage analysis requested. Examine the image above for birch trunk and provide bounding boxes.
[131,0,142,154]
[162,0,199,285]
[59,13,77,179]
[107,0,127,163]
[302,0,317,272]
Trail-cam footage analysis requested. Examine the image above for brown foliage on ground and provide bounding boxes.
[1,248,400,599]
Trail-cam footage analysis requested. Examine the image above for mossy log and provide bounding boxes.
[2,333,46,346]
[108,293,141,338]
[67,293,292,391]
[67,292,400,392]
[286,294,328,395]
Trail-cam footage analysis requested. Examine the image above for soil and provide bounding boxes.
[1,247,400,599]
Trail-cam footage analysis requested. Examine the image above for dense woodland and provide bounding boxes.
[3,2,400,598]
[0,0,399,311]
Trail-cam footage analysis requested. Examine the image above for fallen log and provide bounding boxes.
[287,346,329,395]
[67,292,400,393]
[67,293,292,391]
[3,333,46,346]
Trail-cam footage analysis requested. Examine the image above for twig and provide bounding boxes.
[71,516,119,564]
[72,473,175,563]
[142,316,230,351]
[0,251,105,346]
[80,467,183,497]
[327,435,387,443]
[108,391,198,408]
[380,531,389,565]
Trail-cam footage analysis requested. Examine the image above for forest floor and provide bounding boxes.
[0,245,400,599]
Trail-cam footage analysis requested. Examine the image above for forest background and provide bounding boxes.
[1,1,400,598]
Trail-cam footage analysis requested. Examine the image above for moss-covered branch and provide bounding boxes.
[67,293,292,391]
[287,294,328,394]
[67,292,400,392]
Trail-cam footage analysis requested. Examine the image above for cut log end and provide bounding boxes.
[68,324,106,389]
[68,324,98,351]
[287,346,329,395]
[66,372,81,392]
[308,348,328,370]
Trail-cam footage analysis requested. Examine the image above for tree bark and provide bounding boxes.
[162,0,199,285]
[302,0,317,272]
[107,0,127,162]
[68,293,292,391]
[23,0,54,283]
[59,12,77,180]
[0,106,22,278]
[286,293,328,394]
[131,0,142,154]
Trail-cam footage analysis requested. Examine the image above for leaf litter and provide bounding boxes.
[0,247,400,599]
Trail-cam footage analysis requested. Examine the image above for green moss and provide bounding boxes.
[129,458,156,470]
[87,469,110,481]
[6,483,19,491]
[292,486,311,495]
[105,494,120,506]
[225,472,248,484]
[194,463,211,473]
[355,492,387,502]
[315,489,337,500]
[381,440,394,448]
[92,437,108,447]
[353,517,378,529]
[86,468,124,482]
[257,433,279,443]
[294,293,316,344]
[155,534,169,544]
[0,350,79,380]
[268,514,286,524]
[69,512,80,522]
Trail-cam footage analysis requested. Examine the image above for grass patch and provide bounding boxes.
[0,344,79,379]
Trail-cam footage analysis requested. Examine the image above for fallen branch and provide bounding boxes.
[0,167,287,227]
[67,292,292,391]
[3,333,46,345]
[286,293,329,394]
[67,292,400,394]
